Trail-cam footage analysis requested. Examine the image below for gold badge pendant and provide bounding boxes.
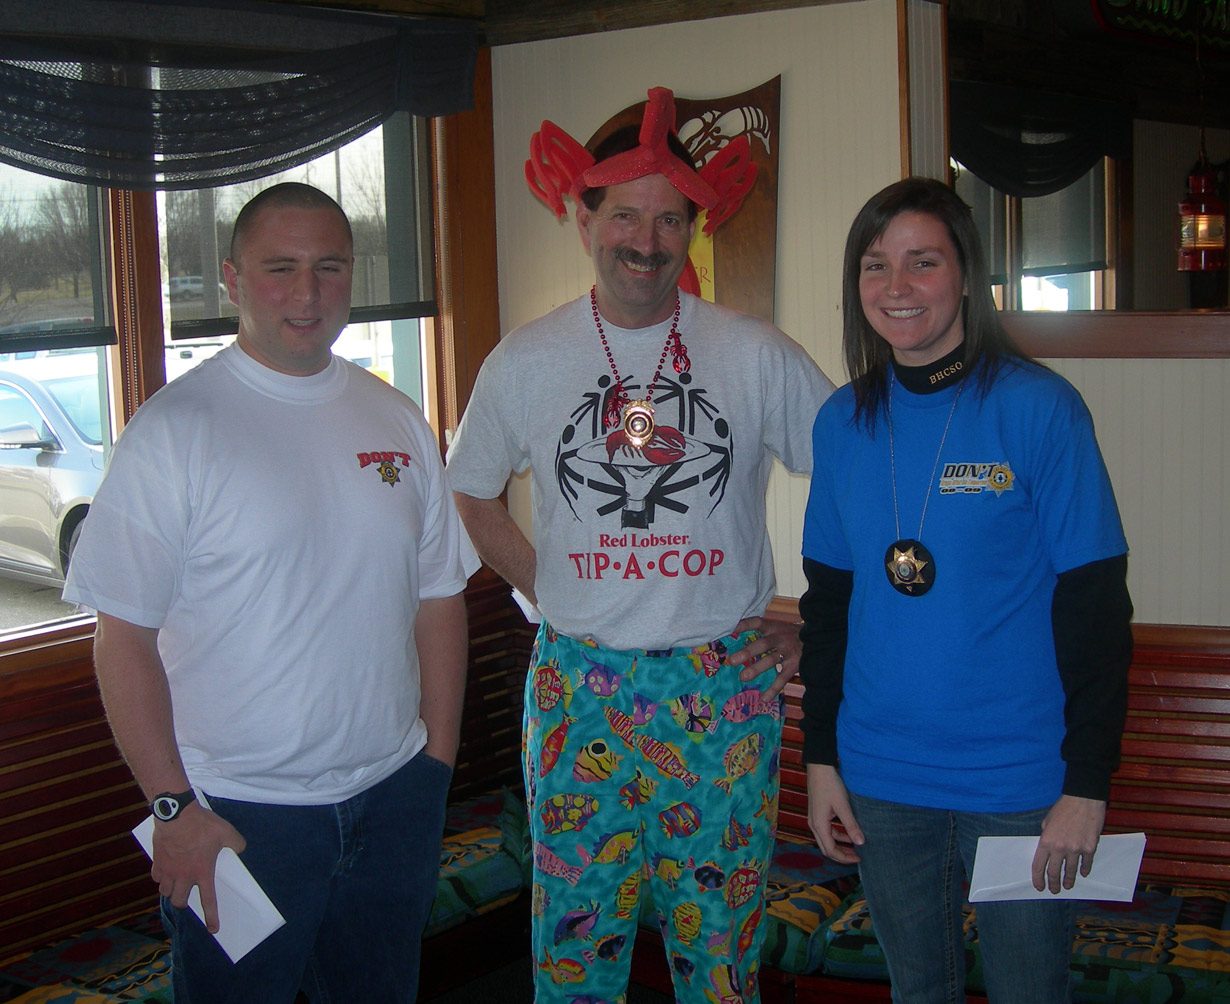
[622,400,655,449]
[884,538,935,596]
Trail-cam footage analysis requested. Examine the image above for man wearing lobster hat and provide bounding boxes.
[448,88,833,1002]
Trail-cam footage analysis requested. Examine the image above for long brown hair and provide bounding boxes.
[842,177,1033,430]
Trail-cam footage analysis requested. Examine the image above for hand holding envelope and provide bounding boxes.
[969,832,1146,902]
[133,815,285,962]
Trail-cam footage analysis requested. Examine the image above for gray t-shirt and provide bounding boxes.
[448,292,833,650]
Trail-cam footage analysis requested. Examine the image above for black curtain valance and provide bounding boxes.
[0,0,478,190]
[950,79,1131,199]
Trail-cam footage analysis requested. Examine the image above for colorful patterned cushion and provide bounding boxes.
[427,788,530,936]
[821,890,983,985]
[0,789,530,1003]
[497,787,534,883]
[820,881,1230,1002]
[761,833,862,974]
[425,822,527,937]
[443,787,509,834]
[0,914,171,1003]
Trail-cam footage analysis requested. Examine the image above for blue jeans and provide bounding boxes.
[163,750,452,1004]
[847,792,1074,1004]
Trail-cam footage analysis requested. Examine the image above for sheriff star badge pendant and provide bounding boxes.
[884,538,935,596]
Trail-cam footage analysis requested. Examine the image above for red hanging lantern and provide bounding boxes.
[1178,165,1227,272]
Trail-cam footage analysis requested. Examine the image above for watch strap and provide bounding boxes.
[151,789,197,822]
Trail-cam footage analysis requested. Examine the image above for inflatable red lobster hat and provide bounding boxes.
[525,87,758,274]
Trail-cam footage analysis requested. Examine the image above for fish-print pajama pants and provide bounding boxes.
[524,622,781,1004]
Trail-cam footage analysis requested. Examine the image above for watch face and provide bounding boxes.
[152,795,182,820]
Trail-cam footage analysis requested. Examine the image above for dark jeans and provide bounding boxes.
[163,750,452,1004]
[848,791,1075,1004]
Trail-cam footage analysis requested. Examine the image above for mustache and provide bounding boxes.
[614,247,671,270]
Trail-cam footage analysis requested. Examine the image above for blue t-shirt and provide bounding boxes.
[802,361,1127,812]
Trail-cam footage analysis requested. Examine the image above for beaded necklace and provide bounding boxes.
[883,373,965,596]
[591,286,689,447]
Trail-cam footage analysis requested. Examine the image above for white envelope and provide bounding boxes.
[968,832,1146,902]
[511,586,542,624]
[132,813,286,962]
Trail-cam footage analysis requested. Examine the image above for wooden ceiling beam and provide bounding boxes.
[482,0,852,47]
[271,0,1227,130]
[261,0,483,20]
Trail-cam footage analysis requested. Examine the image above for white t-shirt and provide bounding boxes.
[64,344,474,804]
[447,292,833,651]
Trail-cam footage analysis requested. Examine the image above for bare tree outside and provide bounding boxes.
[165,190,203,279]
[0,186,34,327]
[347,154,387,259]
[37,183,92,300]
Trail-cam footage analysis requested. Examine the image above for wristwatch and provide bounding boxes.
[150,789,197,822]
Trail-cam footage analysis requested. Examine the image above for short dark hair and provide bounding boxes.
[579,124,700,221]
[229,182,353,261]
[841,176,1033,428]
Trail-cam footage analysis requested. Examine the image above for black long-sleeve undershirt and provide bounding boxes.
[1052,553,1133,799]
[797,557,853,767]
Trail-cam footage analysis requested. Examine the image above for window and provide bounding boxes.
[159,113,435,406]
[0,172,114,353]
[0,165,113,633]
[952,158,1116,311]
[0,115,437,639]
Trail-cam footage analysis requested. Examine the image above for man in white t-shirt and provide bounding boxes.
[447,89,833,1003]
[63,183,473,1003]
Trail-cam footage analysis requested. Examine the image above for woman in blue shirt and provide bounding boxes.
[799,177,1133,1004]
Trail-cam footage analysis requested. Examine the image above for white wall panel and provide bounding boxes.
[490,0,929,600]
[1048,358,1230,625]
[907,0,947,179]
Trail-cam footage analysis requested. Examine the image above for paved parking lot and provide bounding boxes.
[0,576,84,634]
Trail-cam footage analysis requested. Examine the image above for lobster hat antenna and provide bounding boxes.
[524,86,759,237]
[576,87,718,208]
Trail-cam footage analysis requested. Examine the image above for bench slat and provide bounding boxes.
[1108,783,1230,813]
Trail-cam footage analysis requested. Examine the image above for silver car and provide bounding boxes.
[0,365,104,584]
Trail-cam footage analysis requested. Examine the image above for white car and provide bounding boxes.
[0,354,105,584]
[168,275,205,300]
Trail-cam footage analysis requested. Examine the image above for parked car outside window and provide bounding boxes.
[168,275,205,300]
[0,357,105,584]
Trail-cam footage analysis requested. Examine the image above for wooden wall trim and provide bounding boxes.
[431,46,500,438]
[767,595,802,621]
[4,614,1223,705]
[896,0,911,180]
[106,190,165,428]
[0,623,96,703]
[765,602,1229,656]
[1132,623,1230,653]
[483,0,851,46]
[1005,310,1230,359]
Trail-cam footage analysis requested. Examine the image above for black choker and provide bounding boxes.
[892,344,966,395]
